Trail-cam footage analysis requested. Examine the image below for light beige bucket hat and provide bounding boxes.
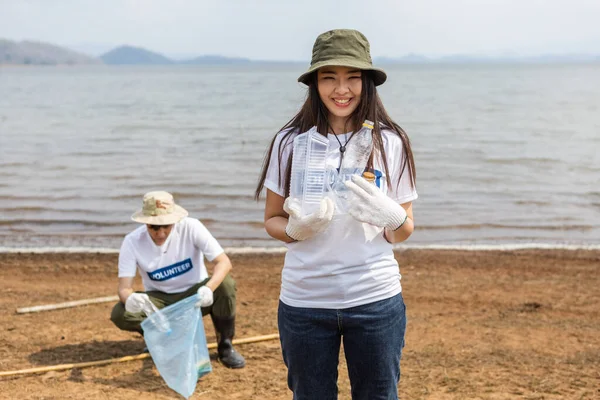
[131,191,188,225]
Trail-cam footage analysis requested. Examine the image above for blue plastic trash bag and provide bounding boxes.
[141,294,212,399]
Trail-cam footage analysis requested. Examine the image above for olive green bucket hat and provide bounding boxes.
[298,29,387,86]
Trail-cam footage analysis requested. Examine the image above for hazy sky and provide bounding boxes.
[1,0,599,60]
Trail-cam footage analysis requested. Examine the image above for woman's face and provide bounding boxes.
[317,66,362,126]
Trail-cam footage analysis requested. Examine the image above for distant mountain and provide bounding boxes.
[100,45,254,65]
[100,45,174,65]
[375,54,430,64]
[0,39,100,65]
[181,54,251,65]
[4,38,599,66]
[521,54,600,63]
[376,53,600,65]
[67,42,116,57]
[437,53,600,64]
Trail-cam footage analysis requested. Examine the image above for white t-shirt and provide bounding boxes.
[118,217,224,293]
[264,128,418,309]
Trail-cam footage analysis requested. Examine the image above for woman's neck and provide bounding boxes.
[328,115,350,135]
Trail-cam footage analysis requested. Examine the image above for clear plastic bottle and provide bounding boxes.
[290,127,329,216]
[145,303,172,335]
[154,309,172,335]
[330,120,374,211]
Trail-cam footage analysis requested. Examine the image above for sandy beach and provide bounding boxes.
[0,249,598,399]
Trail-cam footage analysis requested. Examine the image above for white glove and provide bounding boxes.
[345,175,408,230]
[125,293,158,315]
[284,197,335,241]
[195,286,214,308]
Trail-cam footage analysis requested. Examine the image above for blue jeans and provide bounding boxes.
[278,293,407,400]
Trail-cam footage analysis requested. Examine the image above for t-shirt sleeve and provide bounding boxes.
[385,131,418,204]
[190,219,225,262]
[264,131,294,197]
[117,237,137,278]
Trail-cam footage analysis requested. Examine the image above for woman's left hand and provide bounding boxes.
[344,175,407,230]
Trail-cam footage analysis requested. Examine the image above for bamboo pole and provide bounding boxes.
[16,296,120,314]
[0,333,279,378]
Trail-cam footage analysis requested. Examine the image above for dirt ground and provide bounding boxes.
[0,249,598,400]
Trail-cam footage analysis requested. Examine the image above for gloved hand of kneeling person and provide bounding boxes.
[344,175,408,230]
[284,197,335,241]
[195,285,214,308]
[125,293,158,315]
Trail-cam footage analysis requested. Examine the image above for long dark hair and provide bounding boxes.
[254,70,416,200]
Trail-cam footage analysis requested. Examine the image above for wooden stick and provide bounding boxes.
[0,333,280,378]
[16,296,120,314]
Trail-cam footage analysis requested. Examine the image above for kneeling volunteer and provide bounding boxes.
[110,191,245,369]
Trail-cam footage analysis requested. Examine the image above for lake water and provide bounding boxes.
[1,63,599,249]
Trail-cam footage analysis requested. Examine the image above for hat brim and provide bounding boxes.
[297,58,387,86]
[131,205,188,225]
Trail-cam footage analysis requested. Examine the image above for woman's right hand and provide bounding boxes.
[284,197,335,241]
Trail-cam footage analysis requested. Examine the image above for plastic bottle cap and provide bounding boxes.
[362,171,376,182]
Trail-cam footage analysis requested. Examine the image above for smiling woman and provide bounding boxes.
[254,29,418,400]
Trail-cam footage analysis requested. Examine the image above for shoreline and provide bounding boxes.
[1,242,600,254]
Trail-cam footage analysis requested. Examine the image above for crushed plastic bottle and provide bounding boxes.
[289,126,329,216]
[143,301,172,335]
[153,308,172,335]
[329,120,374,211]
